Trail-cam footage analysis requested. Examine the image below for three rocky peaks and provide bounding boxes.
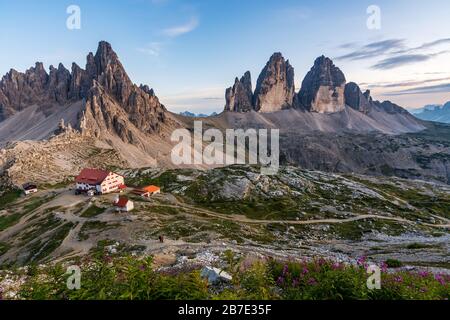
[224,53,407,115]
[0,41,166,140]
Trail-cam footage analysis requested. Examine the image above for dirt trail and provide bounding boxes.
[155,201,450,228]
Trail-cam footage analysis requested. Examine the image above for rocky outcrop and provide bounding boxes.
[253,53,295,112]
[224,71,253,112]
[48,64,71,104]
[344,82,372,114]
[0,63,50,120]
[0,41,167,139]
[297,56,346,113]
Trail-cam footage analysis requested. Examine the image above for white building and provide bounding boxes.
[75,168,125,195]
[114,196,134,212]
[22,183,38,195]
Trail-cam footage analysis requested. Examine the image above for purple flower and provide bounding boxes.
[282,264,289,276]
[380,262,388,273]
[292,278,300,287]
[418,270,429,278]
[307,278,318,286]
[394,276,403,283]
[331,262,342,270]
[139,264,146,271]
[356,256,367,268]
[302,267,309,275]
[434,274,446,286]
[277,276,285,285]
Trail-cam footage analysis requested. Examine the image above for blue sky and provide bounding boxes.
[0,0,449,113]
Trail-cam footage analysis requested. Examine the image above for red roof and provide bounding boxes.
[75,168,110,184]
[114,196,129,207]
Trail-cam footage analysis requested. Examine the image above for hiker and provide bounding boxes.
[159,235,164,243]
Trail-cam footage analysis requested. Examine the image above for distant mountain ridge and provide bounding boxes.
[413,102,450,123]
[179,111,218,118]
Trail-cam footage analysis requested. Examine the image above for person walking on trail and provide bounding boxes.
[159,235,164,243]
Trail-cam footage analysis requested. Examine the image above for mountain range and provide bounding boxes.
[0,41,449,186]
[411,102,450,123]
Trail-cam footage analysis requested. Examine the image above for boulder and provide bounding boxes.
[200,266,233,284]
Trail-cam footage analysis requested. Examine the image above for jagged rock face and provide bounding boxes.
[344,82,372,114]
[224,71,253,112]
[77,41,167,137]
[48,64,71,103]
[298,56,346,113]
[0,41,167,139]
[253,53,295,112]
[0,63,50,120]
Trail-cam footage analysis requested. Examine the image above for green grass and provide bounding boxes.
[0,241,10,255]
[80,205,106,218]
[0,189,22,209]
[78,221,119,241]
[0,212,25,232]
[385,258,403,268]
[40,179,73,190]
[26,222,75,263]
[406,243,437,250]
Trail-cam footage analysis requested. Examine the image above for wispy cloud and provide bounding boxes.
[137,42,163,56]
[137,15,199,57]
[393,38,450,54]
[336,39,405,61]
[371,51,449,70]
[336,37,450,70]
[384,83,450,96]
[365,77,450,89]
[162,17,199,37]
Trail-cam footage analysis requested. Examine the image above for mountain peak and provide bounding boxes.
[253,52,295,112]
[224,71,253,112]
[94,41,119,74]
[297,55,346,113]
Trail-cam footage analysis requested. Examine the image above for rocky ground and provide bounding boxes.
[0,166,448,277]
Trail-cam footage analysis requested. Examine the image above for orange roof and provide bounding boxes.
[142,185,160,193]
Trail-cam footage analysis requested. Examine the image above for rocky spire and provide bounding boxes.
[344,82,372,114]
[224,71,253,112]
[298,55,346,113]
[48,63,71,103]
[253,53,295,112]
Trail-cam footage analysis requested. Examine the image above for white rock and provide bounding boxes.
[200,266,232,284]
